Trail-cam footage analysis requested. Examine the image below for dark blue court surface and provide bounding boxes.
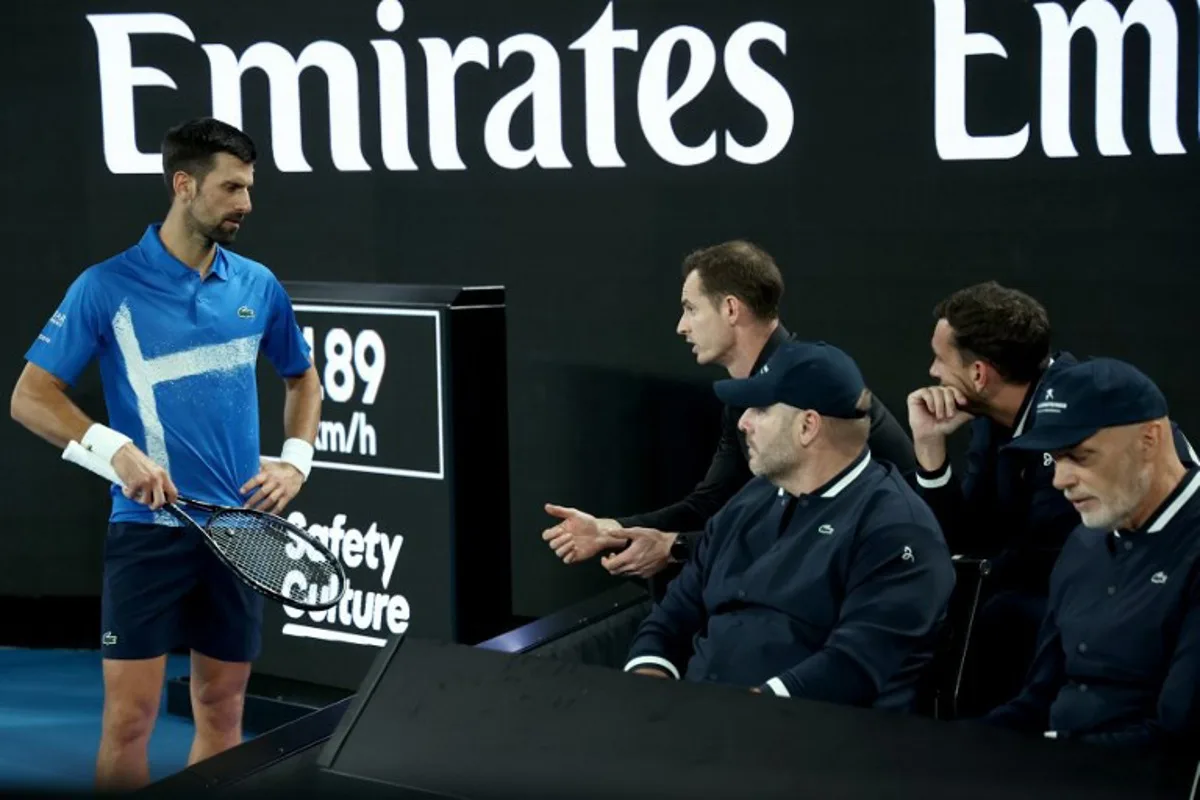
[0,649,200,791]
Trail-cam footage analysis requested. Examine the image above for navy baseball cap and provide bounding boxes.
[713,340,867,418]
[1005,358,1169,453]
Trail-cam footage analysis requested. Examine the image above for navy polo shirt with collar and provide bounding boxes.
[624,450,956,712]
[25,223,312,525]
[986,468,1200,750]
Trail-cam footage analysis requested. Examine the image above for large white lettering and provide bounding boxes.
[723,22,794,165]
[282,511,410,645]
[934,0,1186,161]
[203,40,371,172]
[372,4,418,172]
[87,1,795,174]
[484,34,572,170]
[1034,0,1183,158]
[637,26,718,167]
[86,13,197,174]
[568,2,639,168]
[932,0,1029,161]
[420,37,490,171]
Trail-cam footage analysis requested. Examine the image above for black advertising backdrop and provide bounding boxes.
[1,1,1196,618]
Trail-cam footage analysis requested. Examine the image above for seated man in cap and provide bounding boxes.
[909,281,1197,715]
[986,358,1200,750]
[623,341,955,710]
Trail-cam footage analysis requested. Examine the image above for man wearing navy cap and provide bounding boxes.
[908,282,1197,715]
[986,358,1200,750]
[623,341,955,710]
[540,241,916,585]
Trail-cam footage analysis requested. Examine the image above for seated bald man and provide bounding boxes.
[623,341,955,711]
[986,358,1200,750]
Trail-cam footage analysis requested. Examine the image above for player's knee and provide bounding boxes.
[192,679,246,734]
[102,698,157,747]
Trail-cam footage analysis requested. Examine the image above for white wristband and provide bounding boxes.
[81,423,132,464]
[280,438,314,481]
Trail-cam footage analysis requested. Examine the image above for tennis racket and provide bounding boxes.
[62,440,346,612]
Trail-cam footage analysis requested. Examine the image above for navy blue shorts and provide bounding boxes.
[101,521,264,662]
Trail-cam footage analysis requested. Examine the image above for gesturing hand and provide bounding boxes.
[542,504,626,564]
[112,443,178,510]
[240,459,304,515]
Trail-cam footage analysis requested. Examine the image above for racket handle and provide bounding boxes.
[62,440,125,487]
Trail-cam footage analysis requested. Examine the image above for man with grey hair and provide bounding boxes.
[622,340,954,711]
[987,358,1200,750]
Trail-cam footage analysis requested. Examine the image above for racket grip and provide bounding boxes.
[62,440,125,487]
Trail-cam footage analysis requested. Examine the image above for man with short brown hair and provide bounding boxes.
[541,240,916,584]
[10,118,321,789]
[908,281,1196,715]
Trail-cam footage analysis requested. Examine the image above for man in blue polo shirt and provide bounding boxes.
[985,358,1200,752]
[624,341,955,710]
[10,118,321,789]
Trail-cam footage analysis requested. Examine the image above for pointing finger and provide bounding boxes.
[544,503,576,520]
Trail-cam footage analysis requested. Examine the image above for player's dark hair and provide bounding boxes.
[934,281,1051,384]
[161,117,256,196]
[681,240,784,321]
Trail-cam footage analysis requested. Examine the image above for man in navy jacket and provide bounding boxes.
[907,282,1196,715]
[624,341,955,711]
[987,358,1200,753]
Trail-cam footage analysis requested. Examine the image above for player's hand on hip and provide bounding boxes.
[907,386,974,440]
[112,443,178,510]
[241,459,304,515]
[541,504,626,564]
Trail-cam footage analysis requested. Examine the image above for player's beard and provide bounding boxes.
[190,207,243,245]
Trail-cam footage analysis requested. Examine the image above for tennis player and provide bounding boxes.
[10,118,321,790]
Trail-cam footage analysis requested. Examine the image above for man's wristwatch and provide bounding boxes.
[668,535,691,563]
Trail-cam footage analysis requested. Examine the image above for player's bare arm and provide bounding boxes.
[11,362,177,509]
[11,362,96,449]
[241,364,321,514]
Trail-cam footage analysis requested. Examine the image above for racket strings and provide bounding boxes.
[206,511,342,605]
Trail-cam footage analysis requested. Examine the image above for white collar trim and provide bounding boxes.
[1147,471,1200,534]
[821,453,873,498]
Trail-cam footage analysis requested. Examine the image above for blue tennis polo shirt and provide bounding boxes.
[25,224,312,525]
